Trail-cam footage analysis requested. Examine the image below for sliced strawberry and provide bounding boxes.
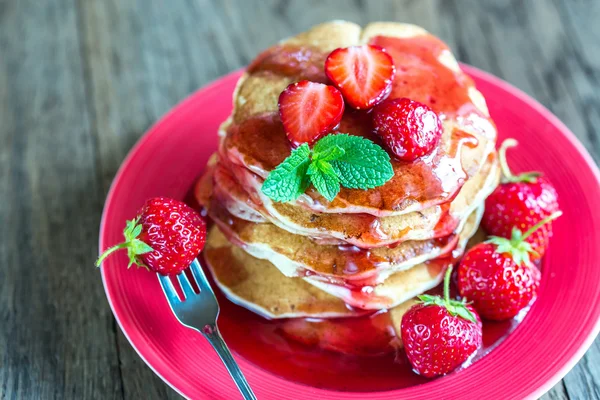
[278,80,344,147]
[325,45,396,110]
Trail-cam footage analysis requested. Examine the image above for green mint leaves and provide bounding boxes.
[313,135,394,190]
[261,134,394,203]
[261,144,312,203]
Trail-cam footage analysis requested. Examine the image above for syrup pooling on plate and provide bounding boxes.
[223,33,496,216]
[214,265,530,392]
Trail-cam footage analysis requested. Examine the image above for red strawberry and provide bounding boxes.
[482,139,560,259]
[96,197,207,275]
[372,98,443,161]
[457,212,561,320]
[401,266,482,377]
[278,80,345,147]
[325,45,395,110]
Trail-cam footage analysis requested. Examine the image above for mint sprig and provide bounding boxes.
[313,134,394,189]
[261,143,311,203]
[307,160,340,201]
[261,134,394,203]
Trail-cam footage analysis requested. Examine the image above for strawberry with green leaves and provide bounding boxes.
[96,197,206,275]
[261,134,394,203]
[482,139,561,259]
[458,212,561,320]
[401,266,482,378]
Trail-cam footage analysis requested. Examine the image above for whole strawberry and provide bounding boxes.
[96,197,207,275]
[482,139,560,259]
[401,266,482,377]
[458,212,561,320]
[372,97,443,161]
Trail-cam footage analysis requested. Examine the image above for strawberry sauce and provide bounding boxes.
[186,185,520,392]
[206,185,459,285]
[248,44,329,83]
[212,264,528,392]
[224,33,496,216]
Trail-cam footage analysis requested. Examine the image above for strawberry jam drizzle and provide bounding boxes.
[247,44,329,83]
[215,149,459,248]
[226,33,494,216]
[208,191,458,285]
[221,125,479,247]
[211,262,529,392]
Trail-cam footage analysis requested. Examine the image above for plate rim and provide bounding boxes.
[99,65,600,400]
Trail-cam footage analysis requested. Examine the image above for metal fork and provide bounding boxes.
[158,259,256,400]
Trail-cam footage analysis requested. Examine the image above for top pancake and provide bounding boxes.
[220,21,497,217]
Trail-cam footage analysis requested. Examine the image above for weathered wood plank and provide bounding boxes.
[0,0,122,399]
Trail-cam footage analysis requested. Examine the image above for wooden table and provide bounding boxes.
[1,0,598,398]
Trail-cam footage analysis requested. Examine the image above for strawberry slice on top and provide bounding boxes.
[278,80,345,147]
[325,45,396,110]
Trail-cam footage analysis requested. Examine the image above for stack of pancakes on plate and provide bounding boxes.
[195,21,499,340]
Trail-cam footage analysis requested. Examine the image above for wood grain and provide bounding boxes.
[1,0,598,399]
[0,0,122,399]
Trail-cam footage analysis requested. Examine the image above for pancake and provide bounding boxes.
[204,176,482,285]
[203,206,481,316]
[199,150,499,248]
[209,196,461,284]
[220,21,497,217]
[203,225,355,319]
[304,205,483,309]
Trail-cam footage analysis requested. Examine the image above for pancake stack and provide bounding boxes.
[196,21,499,347]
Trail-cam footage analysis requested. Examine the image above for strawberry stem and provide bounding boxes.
[520,211,563,241]
[96,242,129,267]
[443,265,453,305]
[498,139,541,183]
[498,138,517,180]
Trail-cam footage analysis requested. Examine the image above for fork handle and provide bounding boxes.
[203,324,257,400]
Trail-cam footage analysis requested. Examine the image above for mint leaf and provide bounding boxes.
[313,144,345,162]
[261,134,394,203]
[314,134,393,189]
[308,161,340,202]
[261,144,311,202]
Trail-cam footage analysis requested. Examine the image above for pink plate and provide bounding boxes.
[100,66,600,399]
